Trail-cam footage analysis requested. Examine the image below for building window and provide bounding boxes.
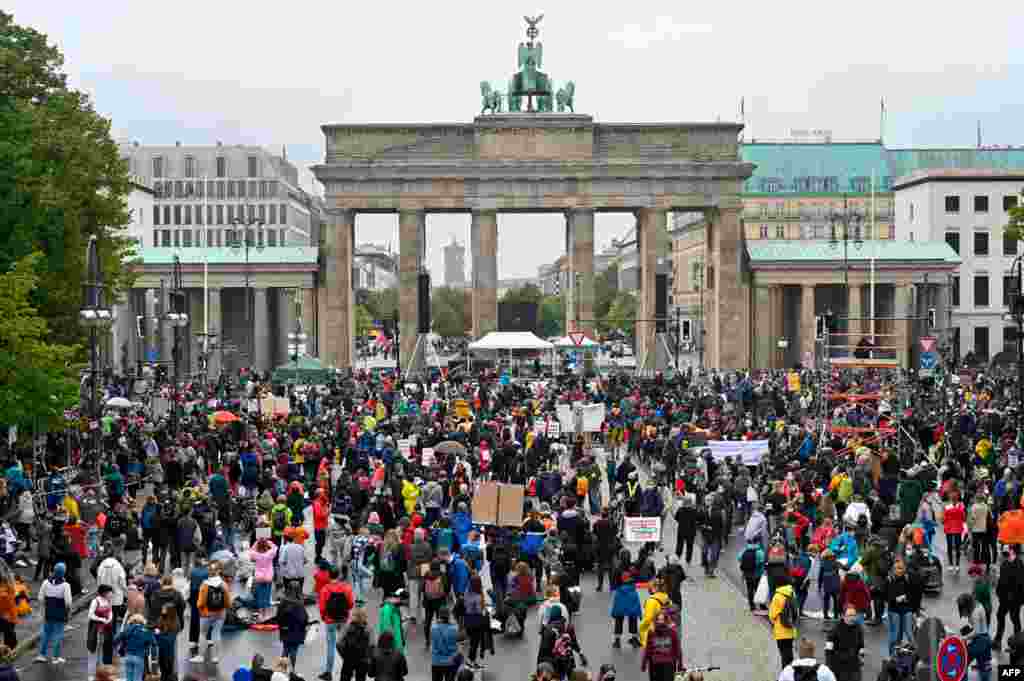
[759,224,768,238]
[266,181,277,198]
[974,326,990,360]
[216,181,225,199]
[909,203,915,222]
[174,181,183,198]
[182,230,192,247]
[945,231,960,254]
[195,181,203,199]
[1006,236,1018,256]
[248,205,255,222]
[216,205,224,225]
[184,156,195,178]
[173,230,180,248]
[207,205,213,226]
[246,228,255,245]
[195,205,203,226]
[248,156,259,177]
[161,230,171,247]
[226,229,237,245]
[163,206,171,226]
[850,177,869,193]
[238,180,247,199]
[951,276,960,307]
[249,180,258,198]
[153,205,160,226]
[1005,195,1019,212]
[945,195,960,213]
[173,205,181,226]
[280,229,287,246]
[975,274,990,307]
[216,157,226,178]
[975,231,989,256]
[258,205,266,222]
[257,230,265,247]
[152,156,164,178]
[1006,276,1018,307]
[268,230,277,246]
[183,205,192,224]
[280,204,287,223]
[206,180,215,197]
[227,205,234,223]
[974,195,989,213]
[1005,326,1017,354]
[269,204,277,225]
[184,181,193,198]
[775,224,785,239]
[227,181,236,199]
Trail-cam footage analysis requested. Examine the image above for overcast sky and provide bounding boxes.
[9,2,1024,279]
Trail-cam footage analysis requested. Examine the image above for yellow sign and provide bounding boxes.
[454,399,470,419]
[787,371,801,393]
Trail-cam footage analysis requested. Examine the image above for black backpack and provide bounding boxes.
[272,508,288,532]
[339,623,369,658]
[792,663,820,681]
[205,584,226,611]
[740,547,758,574]
[777,593,798,629]
[325,590,350,621]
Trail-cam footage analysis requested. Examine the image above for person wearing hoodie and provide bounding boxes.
[884,559,915,657]
[779,639,838,681]
[640,612,682,681]
[638,579,671,648]
[744,503,769,554]
[312,489,330,563]
[769,575,797,669]
[36,562,72,664]
[673,494,698,566]
[609,564,642,649]
[277,586,309,670]
[378,590,406,655]
[430,607,459,680]
[409,528,434,617]
[114,613,156,681]
[737,540,766,611]
[196,560,231,664]
[818,549,843,621]
[826,606,865,681]
[840,568,871,626]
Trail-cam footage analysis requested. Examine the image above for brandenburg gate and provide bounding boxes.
[313,18,755,372]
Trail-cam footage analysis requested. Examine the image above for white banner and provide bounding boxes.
[708,439,770,466]
[556,404,575,433]
[624,516,661,543]
[581,403,606,433]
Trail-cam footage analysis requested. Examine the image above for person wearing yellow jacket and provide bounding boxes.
[401,478,419,516]
[638,581,671,647]
[768,575,797,669]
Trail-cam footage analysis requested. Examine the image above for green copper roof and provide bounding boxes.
[134,246,318,265]
[741,143,1024,195]
[747,240,961,264]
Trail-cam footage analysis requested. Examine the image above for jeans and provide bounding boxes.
[702,540,721,572]
[353,575,372,604]
[946,533,962,567]
[124,654,145,681]
[38,620,65,658]
[284,643,301,668]
[822,591,840,619]
[324,622,339,674]
[887,610,914,656]
[201,616,224,645]
[613,616,638,636]
[188,603,201,647]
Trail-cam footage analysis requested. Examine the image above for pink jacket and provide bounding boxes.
[248,544,278,583]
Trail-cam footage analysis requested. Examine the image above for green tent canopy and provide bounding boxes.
[271,356,332,385]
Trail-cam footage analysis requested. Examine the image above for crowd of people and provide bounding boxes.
[6,363,1024,681]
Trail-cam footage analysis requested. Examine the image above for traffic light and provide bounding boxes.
[927,307,937,330]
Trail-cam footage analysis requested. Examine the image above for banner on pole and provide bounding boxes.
[707,439,770,465]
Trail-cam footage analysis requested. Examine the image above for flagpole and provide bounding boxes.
[203,175,209,375]
[871,171,876,342]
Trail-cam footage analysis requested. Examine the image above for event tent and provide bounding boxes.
[467,332,554,351]
[271,356,333,384]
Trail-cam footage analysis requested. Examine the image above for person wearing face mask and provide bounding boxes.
[993,545,1024,651]
[884,560,916,658]
[825,606,865,681]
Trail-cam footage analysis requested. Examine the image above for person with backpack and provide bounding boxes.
[737,538,766,611]
[817,549,842,621]
[174,511,200,574]
[248,535,278,623]
[269,495,292,551]
[113,613,156,681]
[279,531,306,596]
[768,574,798,669]
[277,585,310,671]
[139,495,161,567]
[430,606,459,681]
[638,579,671,648]
[778,638,838,681]
[609,564,642,649]
[378,589,406,655]
[338,607,373,681]
[369,630,409,681]
[319,565,354,681]
[350,527,376,607]
[375,530,407,604]
[825,606,864,681]
[641,611,682,681]
[196,560,231,664]
[538,584,570,634]
[538,619,586,681]
[422,559,449,644]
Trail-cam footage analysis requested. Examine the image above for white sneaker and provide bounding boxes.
[189,654,204,663]
[52,657,66,664]
[34,656,47,663]
[211,657,219,664]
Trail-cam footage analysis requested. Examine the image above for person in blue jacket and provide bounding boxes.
[440,548,470,601]
[114,613,156,681]
[737,540,766,611]
[430,607,460,677]
[609,561,642,649]
[829,526,860,570]
[452,503,473,550]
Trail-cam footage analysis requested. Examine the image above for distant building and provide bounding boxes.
[443,237,466,286]
[354,242,398,291]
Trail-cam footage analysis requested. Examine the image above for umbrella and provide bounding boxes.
[106,397,132,408]
[999,509,1024,545]
[434,440,467,457]
[211,410,240,425]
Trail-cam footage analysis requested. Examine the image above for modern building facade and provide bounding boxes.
[893,169,1024,361]
[112,142,325,377]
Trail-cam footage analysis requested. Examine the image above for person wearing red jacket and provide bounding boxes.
[943,490,966,572]
[839,569,872,624]
[312,490,330,562]
[784,508,810,547]
[641,612,682,680]
[318,565,354,681]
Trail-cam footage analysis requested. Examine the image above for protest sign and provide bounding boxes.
[708,439,770,466]
[624,516,661,543]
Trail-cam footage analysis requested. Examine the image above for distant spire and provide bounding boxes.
[282,144,287,162]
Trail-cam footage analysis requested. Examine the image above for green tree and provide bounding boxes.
[538,294,564,338]
[364,287,399,322]
[603,292,638,336]
[354,304,373,338]
[431,286,471,338]
[0,254,80,433]
[500,283,544,305]
[594,262,619,322]
[0,11,135,347]
[1005,195,1024,242]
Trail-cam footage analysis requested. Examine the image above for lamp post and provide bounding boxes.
[79,235,113,477]
[693,260,705,368]
[229,214,265,373]
[1011,255,1024,433]
[166,255,189,434]
[287,311,308,397]
[829,194,865,356]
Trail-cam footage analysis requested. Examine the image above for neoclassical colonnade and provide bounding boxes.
[313,114,754,372]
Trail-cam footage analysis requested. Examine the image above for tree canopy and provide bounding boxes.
[0,11,135,348]
[363,287,399,323]
[603,292,638,336]
[432,286,471,338]
[1005,195,1024,242]
[594,262,619,323]
[0,254,80,433]
[500,283,544,305]
[538,295,563,338]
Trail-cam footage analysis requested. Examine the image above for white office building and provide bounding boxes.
[894,169,1024,361]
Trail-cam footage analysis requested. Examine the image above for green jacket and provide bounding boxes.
[378,601,405,653]
[269,503,292,537]
[898,479,924,521]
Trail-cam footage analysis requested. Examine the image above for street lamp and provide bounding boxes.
[230,212,265,374]
[166,255,189,434]
[1010,255,1024,434]
[288,313,308,395]
[79,235,113,477]
[693,260,705,368]
[829,194,865,356]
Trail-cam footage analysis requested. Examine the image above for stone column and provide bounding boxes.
[252,287,270,372]
[207,287,222,380]
[753,286,772,369]
[323,209,355,369]
[848,284,863,352]
[471,210,498,338]
[895,282,914,368]
[636,208,669,372]
[159,285,173,366]
[301,288,317,357]
[566,209,595,336]
[801,284,816,368]
[399,209,426,374]
[708,206,750,368]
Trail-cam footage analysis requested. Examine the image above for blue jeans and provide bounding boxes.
[887,610,914,656]
[284,643,300,668]
[702,541,721,571]
[324,622,339,674]
[38,620,65,658]
[124,654,145,681]
[201,616,224,644]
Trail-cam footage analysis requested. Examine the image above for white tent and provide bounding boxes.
[553,335,600,348]
[468,332,554,351]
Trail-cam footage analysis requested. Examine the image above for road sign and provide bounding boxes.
[145,348,158,362]
[569,331,585,346]
[934,635,968,681]
[920,336,938,353]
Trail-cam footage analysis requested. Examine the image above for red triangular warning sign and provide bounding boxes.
[569,332,585,346]
[920,336,937,353]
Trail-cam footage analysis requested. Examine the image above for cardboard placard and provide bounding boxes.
[472,481,500,525]
[398,439,411,459]
[547,421,561,439]
[497,483,525,527]
[422,447,435,467]
[256,527,271,540]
